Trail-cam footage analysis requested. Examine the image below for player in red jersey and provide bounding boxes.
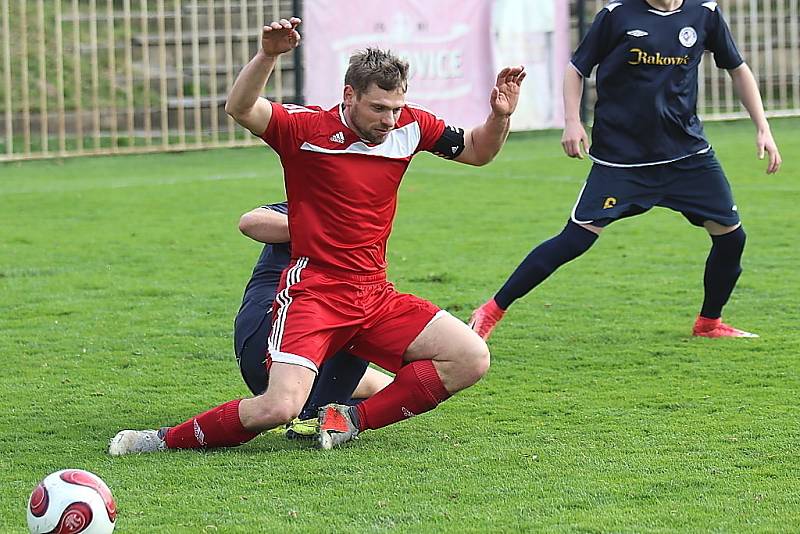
[109,17,525,454]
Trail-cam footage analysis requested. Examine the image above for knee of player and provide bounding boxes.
[734,226,746,247]
[464,338,491,383]
[711,224,747,253]
[271,393,307,423]
[245,396,302,430]
[270,404,303,427]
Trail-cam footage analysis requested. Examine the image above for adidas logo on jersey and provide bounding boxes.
[329,131,345,144]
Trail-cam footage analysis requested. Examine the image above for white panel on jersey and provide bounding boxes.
[282,104,319,115]
[702,1,718,11]
[406,102,441,121]
[605,2,623,12]
[300,122,422,159]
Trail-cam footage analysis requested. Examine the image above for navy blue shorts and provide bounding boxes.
[571,151,740,228]
[234,308,272,395]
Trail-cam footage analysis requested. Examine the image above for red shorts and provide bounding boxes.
[268,257,443,373]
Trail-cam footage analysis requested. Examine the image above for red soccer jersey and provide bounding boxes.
[261,102,446,274]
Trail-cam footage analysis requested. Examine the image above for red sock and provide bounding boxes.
[164,399,259,449]
[356,360,451,431]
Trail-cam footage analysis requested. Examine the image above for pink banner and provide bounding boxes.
[302,0,570,131]
[303,0,494,128]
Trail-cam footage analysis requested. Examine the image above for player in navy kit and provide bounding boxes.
[235,202,392,437]
[470,0,782,340]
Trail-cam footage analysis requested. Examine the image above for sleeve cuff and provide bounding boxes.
[568,61,588,78]
[718,57,745,71]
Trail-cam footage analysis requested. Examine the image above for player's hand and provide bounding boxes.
[757,128,781,174]
[562,119,589,159]
[261,17,301,57]
[490,66,526,117]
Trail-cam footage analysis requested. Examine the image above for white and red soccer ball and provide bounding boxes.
[27,469,117,534]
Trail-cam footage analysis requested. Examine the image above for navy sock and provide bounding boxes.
[700,226,746,319]
[494,221,599,309]
[299,351,369,420]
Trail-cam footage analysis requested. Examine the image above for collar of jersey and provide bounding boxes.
[337,103,386,147]
[642,0,684,14]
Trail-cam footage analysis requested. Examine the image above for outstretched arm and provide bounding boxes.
[455,66,526,166]
[239,207,290,244]
[225,17,301,136]
[728,63,781,174]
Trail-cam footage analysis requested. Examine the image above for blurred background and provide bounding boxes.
[1,0,797,161]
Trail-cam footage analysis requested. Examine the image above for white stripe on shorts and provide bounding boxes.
[269,350,319,374]
[268,256,308,356]
[570,182,595,225]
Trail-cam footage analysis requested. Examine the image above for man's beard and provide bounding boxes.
[350,113,388,144]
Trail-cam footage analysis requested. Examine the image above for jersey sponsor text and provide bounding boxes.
[627,48,690,66]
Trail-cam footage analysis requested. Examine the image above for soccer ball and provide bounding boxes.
[27,469,117,534]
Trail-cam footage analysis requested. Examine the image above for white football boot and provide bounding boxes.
[108,428,168,456]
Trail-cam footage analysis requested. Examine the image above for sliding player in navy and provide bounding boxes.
[471,0,781,339]
[235,202,391,437]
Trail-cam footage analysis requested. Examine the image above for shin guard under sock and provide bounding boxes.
[164,399,259,449]
[355,360,450,431]
[494,221,598,309]
[700,226,746,319]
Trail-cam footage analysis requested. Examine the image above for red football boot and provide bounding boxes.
[692,316,759,338]
[468,298,506,341]
[317,404,359,450]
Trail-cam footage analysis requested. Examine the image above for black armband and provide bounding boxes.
[431,125,466,160]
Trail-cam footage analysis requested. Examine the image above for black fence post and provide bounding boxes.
[293,0,304,105]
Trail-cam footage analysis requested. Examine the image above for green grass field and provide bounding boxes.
[1,119,798,533]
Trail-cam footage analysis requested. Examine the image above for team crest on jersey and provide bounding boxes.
[679,26,697,47]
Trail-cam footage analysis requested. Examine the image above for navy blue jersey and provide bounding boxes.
[571,1,743,166]
[233,202,290,356]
